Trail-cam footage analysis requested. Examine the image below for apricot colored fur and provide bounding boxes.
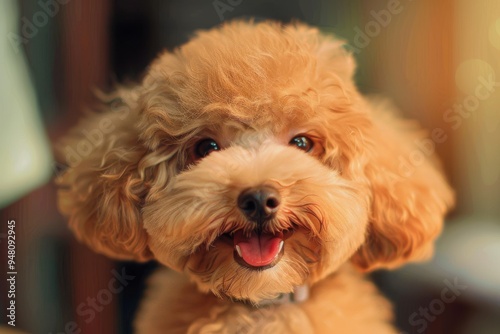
[57,21,454,333]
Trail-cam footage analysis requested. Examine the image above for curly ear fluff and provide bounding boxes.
[56,90,152,261]
[311,34,454,271]
[352,102,454,271]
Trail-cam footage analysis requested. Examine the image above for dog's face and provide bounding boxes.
[144,130,369,301]
[58,21,453,303]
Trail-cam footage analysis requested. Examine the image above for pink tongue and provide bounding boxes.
[234,231,283,267]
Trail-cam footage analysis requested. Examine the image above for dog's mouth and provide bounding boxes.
[219,229,293,270]
[233,230,284,269]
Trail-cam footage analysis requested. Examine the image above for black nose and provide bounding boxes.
[237,186,281,223]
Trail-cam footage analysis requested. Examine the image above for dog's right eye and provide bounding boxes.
[289,135,314,152]
[195,138,220,158]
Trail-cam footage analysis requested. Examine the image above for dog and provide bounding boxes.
[57,20,454,333]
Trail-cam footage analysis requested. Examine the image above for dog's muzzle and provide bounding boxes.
[233,185,286,269]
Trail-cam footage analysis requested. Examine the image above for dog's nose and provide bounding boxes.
[237,186,281,223]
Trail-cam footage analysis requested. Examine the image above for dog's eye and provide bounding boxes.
[195,138,220,158]
[289,136,314,152]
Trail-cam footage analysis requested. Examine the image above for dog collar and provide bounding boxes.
[234,285,310,308]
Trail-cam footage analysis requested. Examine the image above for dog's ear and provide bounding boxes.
[56,95,152,261]
[351,106,454,271]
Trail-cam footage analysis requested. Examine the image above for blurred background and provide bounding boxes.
[0,0,499,333]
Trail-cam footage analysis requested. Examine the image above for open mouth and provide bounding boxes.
[231,230,289,270]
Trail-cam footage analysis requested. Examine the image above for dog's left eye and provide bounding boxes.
[195,138,220,158]
[289,136,314,152]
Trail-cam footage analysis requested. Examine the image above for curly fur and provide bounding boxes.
[57,20,454,333]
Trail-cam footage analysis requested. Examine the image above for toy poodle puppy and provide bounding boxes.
[57,20,454,333]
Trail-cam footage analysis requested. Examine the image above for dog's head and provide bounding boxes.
[57,21,453,302]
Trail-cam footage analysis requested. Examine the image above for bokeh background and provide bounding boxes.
[1,0,499,333]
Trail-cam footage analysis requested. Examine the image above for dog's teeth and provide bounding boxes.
[235,245,242,257]
[278,240,284,253]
